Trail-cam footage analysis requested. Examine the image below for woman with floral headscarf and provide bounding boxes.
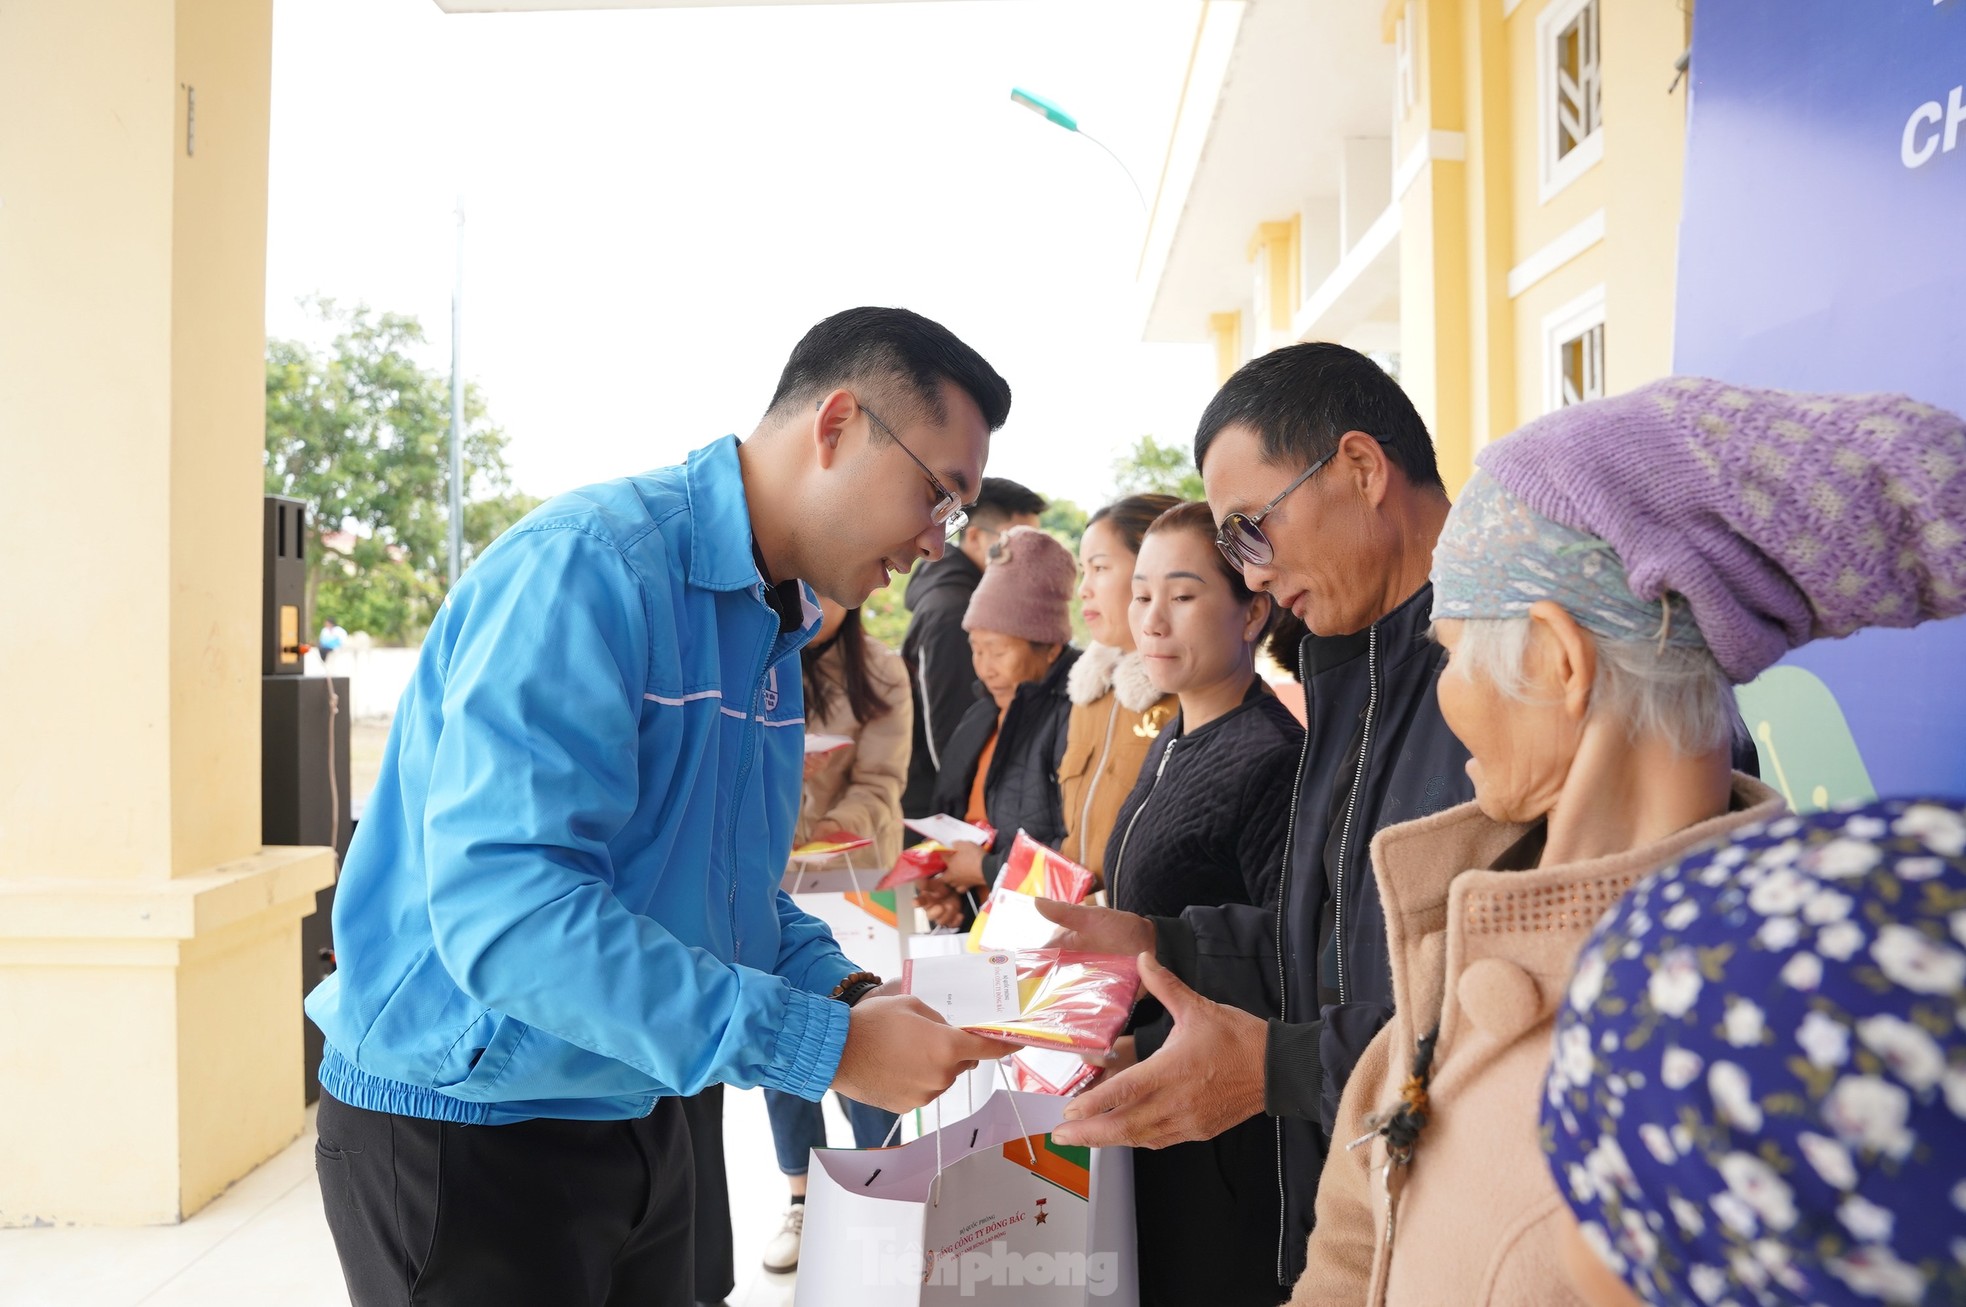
[1541,799,1966,1307]
[1291,380,1966,1306]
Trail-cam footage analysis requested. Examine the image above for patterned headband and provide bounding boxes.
[1431,470,1707,653]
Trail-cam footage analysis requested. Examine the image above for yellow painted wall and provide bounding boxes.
[1506,0,1606,257]
[1401,0,1689,453]
[1600,0,1692,394]
[1512,245,1608,423]
[1499,0,1689,425]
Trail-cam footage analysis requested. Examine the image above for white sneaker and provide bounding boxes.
[762,1202,804,1274]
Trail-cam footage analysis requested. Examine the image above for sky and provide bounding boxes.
[264,0,1222,512]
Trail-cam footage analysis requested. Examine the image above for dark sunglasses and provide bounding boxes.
[1213,448,1338,572]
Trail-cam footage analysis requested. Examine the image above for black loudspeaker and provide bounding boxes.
[262,492,347,1103]
[263,674,351,1104]
[263,495,309,676]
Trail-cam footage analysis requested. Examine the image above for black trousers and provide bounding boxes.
[315,1090,694,1307]
[1134,1115,1288,1307]
[678,1086,734,1303]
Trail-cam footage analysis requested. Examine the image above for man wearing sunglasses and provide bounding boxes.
[306,307,1018,1307]
[1040,342,1473,1295]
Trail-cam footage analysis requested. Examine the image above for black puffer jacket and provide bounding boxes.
[900,550,984,818]
[1109,678,1303,1056]
[1105,679,1302,930]
[1104,679,1304,1307]
[930,645,1081,882]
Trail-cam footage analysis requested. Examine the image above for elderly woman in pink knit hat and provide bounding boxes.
[1291,380,1966,1306]
[918,525,1082,927]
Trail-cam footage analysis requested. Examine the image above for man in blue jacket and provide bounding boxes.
[306,307,1016,1306]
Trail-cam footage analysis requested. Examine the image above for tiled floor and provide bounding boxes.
[0,1088,815,1307]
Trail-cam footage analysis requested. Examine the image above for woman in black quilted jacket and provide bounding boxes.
[1102,501,1304,1306]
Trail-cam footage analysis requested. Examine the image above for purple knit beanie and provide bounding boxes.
[962,526,1076,646]
[1477,379,1966,682]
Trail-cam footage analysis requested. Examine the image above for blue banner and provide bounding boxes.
[1676,0,1966,808]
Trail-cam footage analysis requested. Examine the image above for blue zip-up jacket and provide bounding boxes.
[305,435,861,1124]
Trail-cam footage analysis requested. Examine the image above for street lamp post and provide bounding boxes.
[1009,86,1148,213]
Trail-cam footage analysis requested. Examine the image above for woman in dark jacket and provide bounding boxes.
[1101,501,1304,1307]
[919,526,1081,926]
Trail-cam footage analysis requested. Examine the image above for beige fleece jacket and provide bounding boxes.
[1292,776,1784,1307]
[794,635,914,868]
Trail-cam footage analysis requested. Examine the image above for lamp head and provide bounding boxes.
[1009,87,1079,133]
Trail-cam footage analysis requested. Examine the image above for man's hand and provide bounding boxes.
[1034,897,1155,958]
[938,841,989,892]
[916,878,967,929]
[1049,954,1267,1149]
[830,995,1017,1113]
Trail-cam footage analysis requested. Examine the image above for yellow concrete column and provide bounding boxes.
[1455,0,1519,456]
[1395,0,1477,495]
[1246,219,1301,357]
[0,0,335,1226]
[1208,310,1245,385]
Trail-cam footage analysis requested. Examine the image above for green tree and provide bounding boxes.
[1039,498,1089,554]
[265,298,535,643]
[860,567,914,651]
[1112,435,1205,502]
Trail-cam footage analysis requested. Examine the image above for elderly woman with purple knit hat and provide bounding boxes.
[1291,380,1966,1306]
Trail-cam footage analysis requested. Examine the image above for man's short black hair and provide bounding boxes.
[966,477,1046,530]
[1192,343,1443,493]
[767,306,1012,434]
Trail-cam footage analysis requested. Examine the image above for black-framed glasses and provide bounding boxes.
[1214,448,1337,572]
[860,401,970,540]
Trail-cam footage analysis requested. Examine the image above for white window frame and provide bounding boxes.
[1541,284,1606,415]
[1394,10,1417,118]
[1537,0,1604,204]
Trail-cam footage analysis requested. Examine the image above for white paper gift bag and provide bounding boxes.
[794,1090,1137,1307]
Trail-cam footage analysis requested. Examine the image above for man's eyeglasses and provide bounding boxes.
[860,402,970,541]
[1214,447,1338,573]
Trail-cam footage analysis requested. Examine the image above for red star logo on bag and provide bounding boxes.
[1034,1196,1048,1225]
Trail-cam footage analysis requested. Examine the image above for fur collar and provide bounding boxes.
[1067,642,1164,712]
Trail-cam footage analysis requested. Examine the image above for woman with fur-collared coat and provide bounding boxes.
[1057,495,1182,882]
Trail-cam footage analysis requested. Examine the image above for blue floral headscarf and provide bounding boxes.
[1430,469,1707,653]
[1542,799,1966,1306]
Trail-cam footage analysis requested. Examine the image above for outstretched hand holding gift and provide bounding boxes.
[1048,952,1267,1150]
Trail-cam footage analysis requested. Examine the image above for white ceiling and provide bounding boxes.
[1142,0,1394,341]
